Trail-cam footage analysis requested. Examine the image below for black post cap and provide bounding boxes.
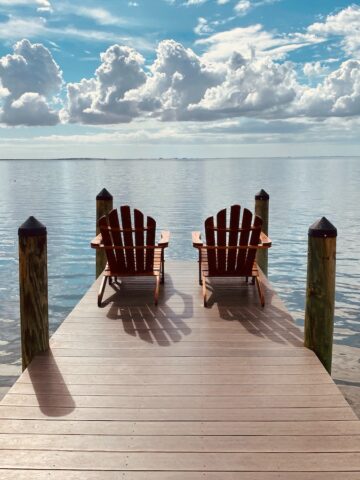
[18,216,47,237]
[255,189,270,201]
[96,188,113,201]
[308,217,337,238]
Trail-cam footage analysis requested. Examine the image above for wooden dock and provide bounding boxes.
[0,260,360,478]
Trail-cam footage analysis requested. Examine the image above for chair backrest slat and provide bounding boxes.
[204,206,262,276]
[99,216,118,273]
[99,207,157,275]
[205,216,216,274]
[227,204,241,273]
[235,208,252,274]
[244,215,262,274]
[216,209,227,273]
[145,216,156,272]
[121,206,135,272]
[134,209,145,272]
[108,209,126,271]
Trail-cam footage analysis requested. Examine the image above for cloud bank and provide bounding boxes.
[1,6,360,127]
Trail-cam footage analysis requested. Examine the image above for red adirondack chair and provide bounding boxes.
[91,206,170,306]
[192,205,271,307]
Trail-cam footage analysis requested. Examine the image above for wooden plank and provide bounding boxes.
[244,214,262,274]
[145,216,156,272]
[49,339,305,348]
[0,472,360,480]
[134,209,145,272]
[26,363,328,375]
[1,419,360,437]
[236,208,252,272]
[108,208,126,271]
[216,208,227,273]
[0,406,355,421]
[98,216,117,272]
[227,205,241,273]
[0,450,360,471]
[55,323,304,333]
[31,355,321,367]
[2,394,348,409]
[8,382,342,397]
[46,348,316,358]
[17,372,333,385]
[205,215,216,274]
[120,205,135,272]
[0,434,359,452]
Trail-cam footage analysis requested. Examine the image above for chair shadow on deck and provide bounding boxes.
[204,277,304,347]
[27,350,76,417]
[101,272,194,346]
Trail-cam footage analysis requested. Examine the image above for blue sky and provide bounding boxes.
[0,0,359,158]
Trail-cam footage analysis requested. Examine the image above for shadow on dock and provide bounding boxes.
[27,350,75,416]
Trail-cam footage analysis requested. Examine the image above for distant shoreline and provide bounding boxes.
[0,156,360,161]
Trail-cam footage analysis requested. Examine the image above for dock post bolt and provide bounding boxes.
[304,217,337,374]
[96,188,113,279]
[255,189,269,277]
[18,216,49,371]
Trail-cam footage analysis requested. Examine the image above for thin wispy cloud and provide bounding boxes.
[56,4,127,26]
[0,16,153,51]
[0,0,52,10]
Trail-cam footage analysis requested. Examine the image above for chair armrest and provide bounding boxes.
[192,231,203,248]
[91,234,103,249]
[260,232,272,247]
[158,230,170,247]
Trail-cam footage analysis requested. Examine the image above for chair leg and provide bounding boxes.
[161,250,165,284]
[98,276,108,307]
[255,276,265,308]
[154,275,160,306]
[198,250,202,285]
[202,275,207,307]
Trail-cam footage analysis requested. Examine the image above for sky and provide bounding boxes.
[0,0,359,158]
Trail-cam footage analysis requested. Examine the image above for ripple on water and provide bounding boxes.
[0,157,359,388]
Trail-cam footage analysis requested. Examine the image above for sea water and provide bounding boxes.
[0,157,359,388]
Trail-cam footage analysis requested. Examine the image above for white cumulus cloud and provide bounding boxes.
[308,5,360,57]
[0,39,62,126]
[296,60,360,117]
[188,53,298,119]
[64,44,147,124]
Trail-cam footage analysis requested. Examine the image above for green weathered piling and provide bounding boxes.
[18,216,49,371]
[304,217,337,374]
[96,188,113,278]
[255,189,269,277]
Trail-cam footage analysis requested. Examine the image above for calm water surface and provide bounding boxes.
[0,158,359,386]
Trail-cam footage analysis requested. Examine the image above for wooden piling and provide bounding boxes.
[304,217,337,374]
[255,189,269,277]
[96,188,113,278]
[18,216,49,371]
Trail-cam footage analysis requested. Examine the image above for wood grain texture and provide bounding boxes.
[1,260,359,476]
[255,195,269,276]
[18,233,49,371]
[96,196,113,278]
[305,235,336,374]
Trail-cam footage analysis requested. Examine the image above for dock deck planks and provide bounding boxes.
[0,260,359,477]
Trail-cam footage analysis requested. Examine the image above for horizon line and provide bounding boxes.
[0,155,359,161]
